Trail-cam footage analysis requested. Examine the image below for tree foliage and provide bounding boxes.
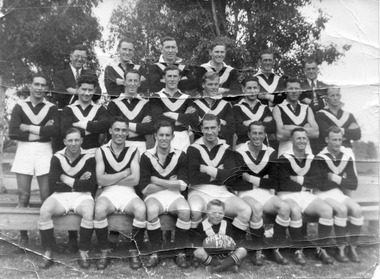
[106,0,350,77]
[0,0,102,87]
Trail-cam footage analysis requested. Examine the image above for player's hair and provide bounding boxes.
[110,115,129,128]
[290,127,307,137]
[326,86,340,95]
[209,40,227,51]
[207,199,225,210]
[65,127,82,138]
[161,36,176,45]
[31,73,49,84]
[125,69,141,79]
[260,48,274,58]
[201,113,221,126]
[248,121,266,132]
[77,73,99,88]
[304,58,318,66]
[163,64,180,75]
[286,77,301,87]
[155,120,174,134]
[241,75,260,87]
[325,126,343,138]
[117,38,134,49]
[202,72,219,84]
[71,44,87,53]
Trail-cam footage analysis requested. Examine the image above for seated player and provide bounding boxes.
[140,120,191,268]
[315,87,361,154]
[94,116,146,270]
[9,73,59,247]
[61,74,108,154]
[233,76,276,149]
[273,78,319,156]
[193,199,247,274]
[235,121,291,265]
[151,65,198,150]
[277,127,334,265]
[187,114,251,245]
[107,69,155,154]
[38,128,97,269]
[192,72,235,146]
[315,126,363,263]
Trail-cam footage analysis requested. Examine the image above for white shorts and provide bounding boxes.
[11,141,52,176]
[314,188,349,204]
[50,192,93,214]
[189,184,236,206]
[98,186,140,212]
[145,190,187,212]
[277,191,318,213]
[125,140,146,156]
[238,188,274,207]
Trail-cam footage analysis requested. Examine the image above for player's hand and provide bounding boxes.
[124,168,131,177]
[304,123,311,128]
[45,119,54,126]
[289,175,298,182]
[327,172,334,180]
[169,175,177,180]
[60,174,72,186]
[243,120,251,126]
[242,172,250,182]
[348,123,359,129]
[185,106,196,114]
[20,124,30,132]
[116,78,125,85]
[200,164,208,173]
[220,119,226,126]
[263,116,272,123]
[67,87,77,95]
[150,176,160,184]
[80,171,91,180]
[301,97,312,105]
[284,125,298,130]
[163,112,177,120]
[28,133,40,141]
[142,115,152,123]
[73,121,87,129]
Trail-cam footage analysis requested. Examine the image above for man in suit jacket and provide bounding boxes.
[299,59,329,112]
[53,45,100,109]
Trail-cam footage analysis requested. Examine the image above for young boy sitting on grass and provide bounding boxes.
[193,199,247,273]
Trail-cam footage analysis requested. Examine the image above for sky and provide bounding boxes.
[93,0,379,143]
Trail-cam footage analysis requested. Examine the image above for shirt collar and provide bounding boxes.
[158,54,183,64]
[70,64,81,76]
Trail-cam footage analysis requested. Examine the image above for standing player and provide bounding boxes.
[139,120,191,268]
[272,78,319,156]
[315,87,361,154]
[254,49,287,107]
[187,114,252,245]
[107,69,155,154]
[61,74,109,154]
[233,76,276,149]
[151,65,198,150]
[315,126,362,263]
[9,73,59,247]
[196,41,241,96]
[277,128,334,265]
[235,121,291,265]
[38,128,97,269]
[104,39,148,98]
[93,116,146,270]
[149,36,196,93]
[192,72,235,146]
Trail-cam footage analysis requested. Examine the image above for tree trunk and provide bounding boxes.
[211,0,221,36]
[0,75,7,193]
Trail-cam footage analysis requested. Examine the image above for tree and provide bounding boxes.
[0,0,102,192]
[106,0,350,77]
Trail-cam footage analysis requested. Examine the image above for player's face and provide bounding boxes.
[207,205,225,225]
[77,83,95,104]
[161,40,178,61]
[155,126,174,149]
[30,77,48,99]
[286,82,301,102]
[326,131,343,153]
[243,80,260,101]
[70,50,87,69]
[325,88,341,107]
[203,77,220,97]
[109,121,128,145]
[304,62,319,80]
[201,119,220,143]
[118,42,134,62]
[291,131,309,152]
[260,53,274,73]
[209,45,226,64]
[248,125,266,147]
[164,69,180,90]
[125,72,140,95]
[63,131,82,155]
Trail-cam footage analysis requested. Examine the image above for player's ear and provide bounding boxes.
[325,136,329,144]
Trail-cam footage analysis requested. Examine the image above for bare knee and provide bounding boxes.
[193,247,207,260]
[277,201,291,218]
[133,200,146,221]
[320,203,333,219]
[235,247,248,259]
[350,203,362,218]
[290,205,302,220]
[94,201,108,221]
[335,203,348,218]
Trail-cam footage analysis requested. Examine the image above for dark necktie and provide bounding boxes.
[311,80,316,89]
[75,69,80,81]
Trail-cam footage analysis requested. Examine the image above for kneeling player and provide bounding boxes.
[235,121,291,265]
[315,126,363,263]
[193,199,247,274]
[94,116,146,270]
[38,128,96,269]
[139,120,191,268]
